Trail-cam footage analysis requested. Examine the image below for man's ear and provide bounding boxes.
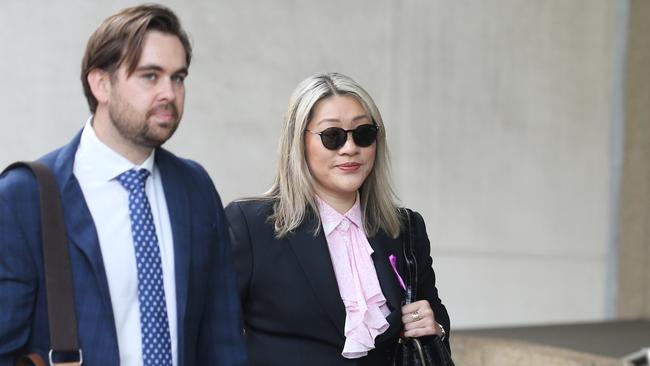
[87,69,111,105]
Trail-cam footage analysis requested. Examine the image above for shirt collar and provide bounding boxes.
[316,194,363,236]
[78,116,156,182]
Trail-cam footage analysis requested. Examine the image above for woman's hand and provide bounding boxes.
[401,300,443,338]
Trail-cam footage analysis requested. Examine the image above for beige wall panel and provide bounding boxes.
[617,0,650,319]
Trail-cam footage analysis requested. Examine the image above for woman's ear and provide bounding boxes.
[87,69,111,106]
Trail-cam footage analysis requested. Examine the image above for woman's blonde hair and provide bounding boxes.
[259,72,401,238]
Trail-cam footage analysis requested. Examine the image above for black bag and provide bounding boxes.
[392,209,454,366]
[393,336,454,366]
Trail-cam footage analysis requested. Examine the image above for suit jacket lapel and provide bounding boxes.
[156,150,190,340]
[368,231,406,343]
[368,232,403,312]
[53,131,114,316]
[287,219,346,337]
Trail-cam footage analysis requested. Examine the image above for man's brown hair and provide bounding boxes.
[81,4,192,113]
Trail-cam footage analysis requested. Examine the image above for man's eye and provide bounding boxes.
[171,75,186,83]
[143,73,157,81]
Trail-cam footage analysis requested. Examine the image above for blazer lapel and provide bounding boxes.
[369,231,406,344]
[53,131,114,316]
[368,232,403,312]
[287,220,346,337]
[156,150,190,341]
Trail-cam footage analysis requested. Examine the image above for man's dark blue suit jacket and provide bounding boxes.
[0,131,247,365]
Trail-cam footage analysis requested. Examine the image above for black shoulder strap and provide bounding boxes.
[401,208,418,305]
[2,162,81,361]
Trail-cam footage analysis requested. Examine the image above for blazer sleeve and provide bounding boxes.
[224,201,253,304]
[190,164,248,366]
[411,210,451,351]
[0,170,39,366]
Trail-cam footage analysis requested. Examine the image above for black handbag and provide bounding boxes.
[392,209,454,366]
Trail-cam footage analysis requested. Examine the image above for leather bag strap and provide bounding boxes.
[2,162,81,364]
[401,208,418,305]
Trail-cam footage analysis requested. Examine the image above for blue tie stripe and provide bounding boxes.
[118,169,172,366]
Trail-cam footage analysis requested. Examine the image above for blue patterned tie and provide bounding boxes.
[118,169,172,366]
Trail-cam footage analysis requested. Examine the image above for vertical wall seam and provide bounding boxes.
[606,0,629,319]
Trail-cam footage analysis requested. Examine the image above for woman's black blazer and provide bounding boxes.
[225,199,450,366]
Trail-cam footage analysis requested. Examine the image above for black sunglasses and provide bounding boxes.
[305,124,379,150]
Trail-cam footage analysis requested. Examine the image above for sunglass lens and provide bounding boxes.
[320,128,347,150]
[352,124,378,147]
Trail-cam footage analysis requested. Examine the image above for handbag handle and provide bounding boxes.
[2,162,82,365]
[402,208,418,305]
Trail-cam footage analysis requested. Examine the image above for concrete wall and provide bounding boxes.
[617,0,650,320]
[0,1,623,328]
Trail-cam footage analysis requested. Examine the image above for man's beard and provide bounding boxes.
[108,96,180,149]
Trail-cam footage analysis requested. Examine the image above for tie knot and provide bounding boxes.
[117,169,150,192]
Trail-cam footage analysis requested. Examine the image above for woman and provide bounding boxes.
[225,72,450,365]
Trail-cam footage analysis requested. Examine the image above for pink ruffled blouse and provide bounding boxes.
[317,196,390,359]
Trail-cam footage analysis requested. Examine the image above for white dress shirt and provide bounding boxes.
[73,118,178,366]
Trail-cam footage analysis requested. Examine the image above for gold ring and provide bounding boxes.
[411,310,420,321]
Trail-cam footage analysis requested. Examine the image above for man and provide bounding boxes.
[0,4,247,365]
